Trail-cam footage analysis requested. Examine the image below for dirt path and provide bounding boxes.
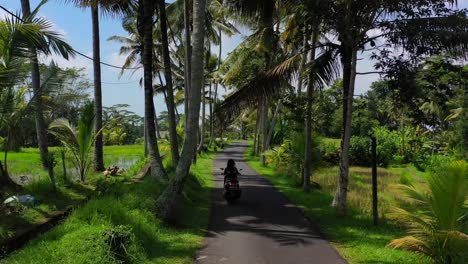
[195,141,347,264]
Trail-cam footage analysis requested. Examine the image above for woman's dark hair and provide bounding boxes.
[227,159,235,168]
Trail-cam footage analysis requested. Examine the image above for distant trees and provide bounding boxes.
[102,104,144,145]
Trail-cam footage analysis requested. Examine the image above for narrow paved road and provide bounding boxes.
[196,141,347,264]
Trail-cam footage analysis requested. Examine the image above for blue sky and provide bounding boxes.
[1,0,467,116]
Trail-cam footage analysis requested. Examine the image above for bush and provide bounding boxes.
[425,154,456,173]
[392,154,405,166]
[349,136,371,166]
[134,137,144,145]
[349,127,399,167]
[266,131,322,178]
[414,154,455,172]
[321,141,340,165]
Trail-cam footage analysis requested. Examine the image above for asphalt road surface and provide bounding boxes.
[195,141,347,264]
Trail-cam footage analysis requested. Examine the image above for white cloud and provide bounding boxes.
[39,51,93,75]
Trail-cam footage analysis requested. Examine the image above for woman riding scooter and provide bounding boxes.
[223,159,240,184]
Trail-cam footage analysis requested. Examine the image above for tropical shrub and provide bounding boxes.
[49,102,97,182]
[414,153,455,172]
[373,126,399,167]
[349,136,371,166]
[265,131,322,178]
[320,140,340,165]
[389,160,468,263]
[349,127,399,167]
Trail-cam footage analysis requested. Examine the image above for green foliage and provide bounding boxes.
[349,127,400,167]
[3,150,215,263]
[49,101,96,182]
[399,172,413,185]
[389,161,468,263]
[246,146,431,264]
[320,138,341,165]
[102,104,143,145]
[265,131,322,180]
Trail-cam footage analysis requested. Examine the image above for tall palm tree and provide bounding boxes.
[157,0,206,223]
[201,0,274,165]
[66,0,132,171]
[0,6,74,187]
[20,0,74,171]
[165,0,238,148]
[107,18,155,157]
[157,0,180,166]
[138,0,167,179]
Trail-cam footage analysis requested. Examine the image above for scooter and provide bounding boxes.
[220,168,242,203]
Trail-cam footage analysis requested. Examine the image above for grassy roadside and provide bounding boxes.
[244,145,431,264]
[1,149,215,264]
[0,145,153,244]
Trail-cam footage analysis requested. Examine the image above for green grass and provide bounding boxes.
[2,149,215,264]
[244,145,431,264]
[5,144,149,180]
[0,144,154,244]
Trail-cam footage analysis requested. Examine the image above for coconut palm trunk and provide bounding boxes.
[209,28,222,147]
[91,4,105,172]
[260,0,274,166]
[332,46,357,214]
[265,100,282,150]
[157,0,206,223]
[303,26,319,192]
[211,76,219,144]
[154,109,162,139]
[199,84,206,150]
[297,28,309,95]
[183,0,192,129]
[158,0,180,166]
[144,115,148,157]
[208,81,213,144]
[142,0,167,179]
[253,110,260,154]
[20,0,49,170]
[260,97,269,165]
[198,42,210,151]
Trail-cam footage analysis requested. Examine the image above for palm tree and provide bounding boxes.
[49,102,97,182]
[157,0,206,223]
[157,0,180,166]
[164,0,238,148]
[108,18,151,156]
[0,8,74,187]
[65,0,132,172]
[19,0,74,172]
[389,161,468,263]
[139,0,167,179]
